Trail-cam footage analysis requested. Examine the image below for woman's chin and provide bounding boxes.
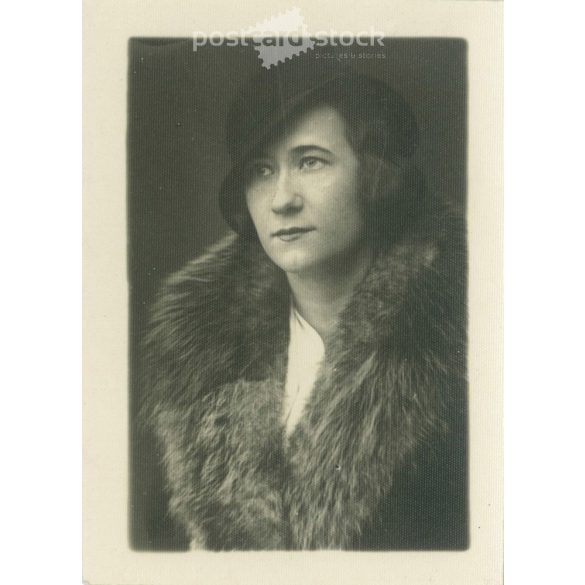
[267,248,319,275]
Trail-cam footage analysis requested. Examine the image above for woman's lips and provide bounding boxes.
[272,227,315,242]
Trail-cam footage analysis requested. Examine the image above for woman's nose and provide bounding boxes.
[271,170,302,214]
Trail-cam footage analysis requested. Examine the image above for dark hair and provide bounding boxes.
[219,63,426,249]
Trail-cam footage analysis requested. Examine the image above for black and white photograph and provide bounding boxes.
[83,2,504,583]
[129,37,468,551]
[12,0,585,583]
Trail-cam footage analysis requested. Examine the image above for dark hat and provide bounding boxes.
[219,55,419,233]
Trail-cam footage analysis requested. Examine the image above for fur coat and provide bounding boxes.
[141,201,468,551]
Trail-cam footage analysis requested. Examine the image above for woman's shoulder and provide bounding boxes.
[157,233,241,295]
[139,232,288,423]
[152,232,285,307]
[142,232,287,376]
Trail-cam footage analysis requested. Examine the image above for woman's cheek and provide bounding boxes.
[245,195,266,234]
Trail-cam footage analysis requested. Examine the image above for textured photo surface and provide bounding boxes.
[129,38,468,551]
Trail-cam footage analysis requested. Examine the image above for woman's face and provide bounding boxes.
[244,104,368,275]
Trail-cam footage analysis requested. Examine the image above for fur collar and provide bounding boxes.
[142,204,467,550]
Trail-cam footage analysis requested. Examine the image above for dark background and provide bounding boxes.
[128,37,467,550]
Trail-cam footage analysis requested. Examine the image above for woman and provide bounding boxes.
[142,57,468,550]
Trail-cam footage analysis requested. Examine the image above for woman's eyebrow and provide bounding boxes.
[245,145,334,164]
[289,145,334,157]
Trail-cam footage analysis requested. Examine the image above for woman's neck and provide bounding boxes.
[286,244,375,340]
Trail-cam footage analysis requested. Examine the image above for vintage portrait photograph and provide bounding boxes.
[83,2,503,583]
[129,37,469,552]
[16,0,585,582]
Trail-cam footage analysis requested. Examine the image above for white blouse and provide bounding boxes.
[282,303,325,438]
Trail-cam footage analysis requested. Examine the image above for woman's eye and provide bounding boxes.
[247,163,273,178]
[300,157,326,171]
